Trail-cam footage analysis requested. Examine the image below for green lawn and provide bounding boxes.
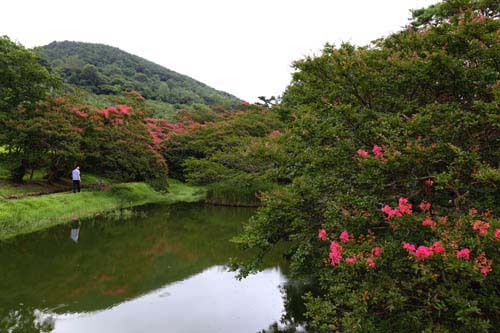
[0,180,206,240]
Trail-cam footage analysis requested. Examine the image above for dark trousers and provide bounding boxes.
[73,180,81,193]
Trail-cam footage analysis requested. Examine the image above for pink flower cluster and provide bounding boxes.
[422,218,435,228]
[339,230,350,243]
[403,242,445,260]
[318,229,327,241]
[456,248,470,260]
[419,201,431,211]
[329,241,343,266]
[495,229,500,240]
[472,220,490,236]
[356,145,384,159]
[381,197,413,218]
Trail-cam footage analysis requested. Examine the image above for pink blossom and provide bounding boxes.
[329,242,343,266]
[495,229,500,240]
[424,179,433,187]
[415,245,433,260]
[318,229,327,241]
[419,201,431,211]
[270,130,282,137]
[403,242,416,253]
[345,257,357,264]
[422,218,435,227]
[381,205,392,215]
[339,230,349,243]
[389,209,403,218]
[398,197,413,215]
[456,248,470,260]
[472,220,490,236]
[431,242,445,254]
[481,266,492,276]
[357,149,369,158]
[366,257,376,268]
[372,145,383,159]
[371,247,382,257]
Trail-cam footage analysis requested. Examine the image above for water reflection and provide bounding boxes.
[42,266,287,333]
[0,203,290,333]
[70,219,80,243]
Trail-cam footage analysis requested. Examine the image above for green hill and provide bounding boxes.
[36,41,241,117]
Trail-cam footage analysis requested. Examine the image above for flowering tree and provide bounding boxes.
[232,1,500,331]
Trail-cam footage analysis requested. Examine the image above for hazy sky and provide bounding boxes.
[2,0,440,102]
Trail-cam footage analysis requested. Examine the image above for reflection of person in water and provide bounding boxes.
[70,218,80,243]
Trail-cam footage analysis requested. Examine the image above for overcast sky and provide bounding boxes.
[2,0,440,102]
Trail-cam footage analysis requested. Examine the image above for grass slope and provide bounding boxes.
[0,180,206,240]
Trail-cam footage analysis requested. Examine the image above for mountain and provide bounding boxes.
[36,41,241,115]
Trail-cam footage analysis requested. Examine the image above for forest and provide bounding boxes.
[1,0,500,331]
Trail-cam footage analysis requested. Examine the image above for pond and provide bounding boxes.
[0,203,291,333]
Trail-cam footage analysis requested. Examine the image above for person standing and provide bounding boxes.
[72,165,81,193]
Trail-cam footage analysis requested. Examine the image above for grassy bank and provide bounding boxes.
[0,180,206,240]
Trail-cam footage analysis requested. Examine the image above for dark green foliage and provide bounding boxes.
[36,41,240,116]
[163,107,284,205]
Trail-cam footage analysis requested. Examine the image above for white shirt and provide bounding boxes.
[72,168,80,181]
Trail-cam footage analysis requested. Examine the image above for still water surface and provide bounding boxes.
[0,203,288,333]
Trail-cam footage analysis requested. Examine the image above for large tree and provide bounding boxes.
[0,36,60,182]
[234,1,500,331]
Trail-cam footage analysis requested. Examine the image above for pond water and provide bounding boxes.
[0,203,290,333]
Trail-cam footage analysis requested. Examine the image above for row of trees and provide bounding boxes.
[0,36,167,187]
[232,1,500,331]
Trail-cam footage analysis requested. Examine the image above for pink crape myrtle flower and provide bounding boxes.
[424,179,434,187]
[472,220,490,236]
[372,145,383,159]
[371,247,382,257]
[398,197,413,215]
[318,229,327,241]
[495,229,500,240]
[481,266,492,276]
[422,218,435,227]
[339,230,350,243]
[345,257,357,264]
[381,205,392,215]
[403,242,416,253]
[419,201,431,211]
[329,242,343,266]
[456,248,470,260]
[415,245,433,260]
[366,257,376,268]
[389,209,403,218]
[431,242,445,254]
[357,149,369,158]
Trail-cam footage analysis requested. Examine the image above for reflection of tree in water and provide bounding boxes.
[260,279,316,333]
[0,306,55,333]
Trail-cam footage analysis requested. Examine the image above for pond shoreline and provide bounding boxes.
[0,180,206,241]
